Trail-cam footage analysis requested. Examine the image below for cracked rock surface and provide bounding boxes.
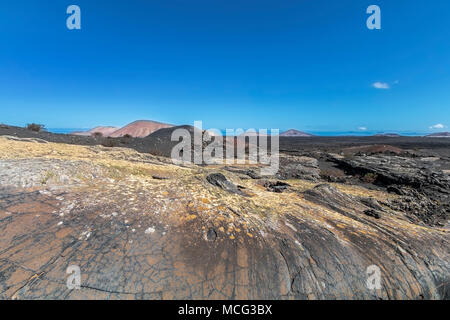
[0,137,449,300]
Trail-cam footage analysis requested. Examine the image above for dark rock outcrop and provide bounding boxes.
[363,209,381,219]
[360,197,384,211]
[206,173,242,194]
[330,154,450,226]
[262,180,290,193]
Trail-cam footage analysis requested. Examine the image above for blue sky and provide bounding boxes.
[1,0,449,133]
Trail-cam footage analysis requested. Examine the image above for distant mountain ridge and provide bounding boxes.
[280,129,314,137]
[373,133,402,137]
[426,132,450,138]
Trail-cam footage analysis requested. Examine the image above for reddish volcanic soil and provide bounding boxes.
[109,120,173,138]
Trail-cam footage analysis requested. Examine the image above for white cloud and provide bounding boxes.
[372,82,390,89]
[358,126,367,131]
[429,123,445,130]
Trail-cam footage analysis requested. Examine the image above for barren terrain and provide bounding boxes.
[0,127,449,299]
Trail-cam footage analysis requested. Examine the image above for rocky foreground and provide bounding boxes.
[0,135,448,299]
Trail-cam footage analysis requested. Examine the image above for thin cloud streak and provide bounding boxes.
[372,82,390,89]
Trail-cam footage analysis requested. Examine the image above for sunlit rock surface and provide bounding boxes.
[0,137,448,300]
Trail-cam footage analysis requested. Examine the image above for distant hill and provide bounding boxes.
[72,126,119,137]
[141,125,205,158]
[373,133,402,137]
[109,120,173,138]
[144,125,258,161]
[280,129,314,137]
[426,132,450,138]
[71,120,173,138]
